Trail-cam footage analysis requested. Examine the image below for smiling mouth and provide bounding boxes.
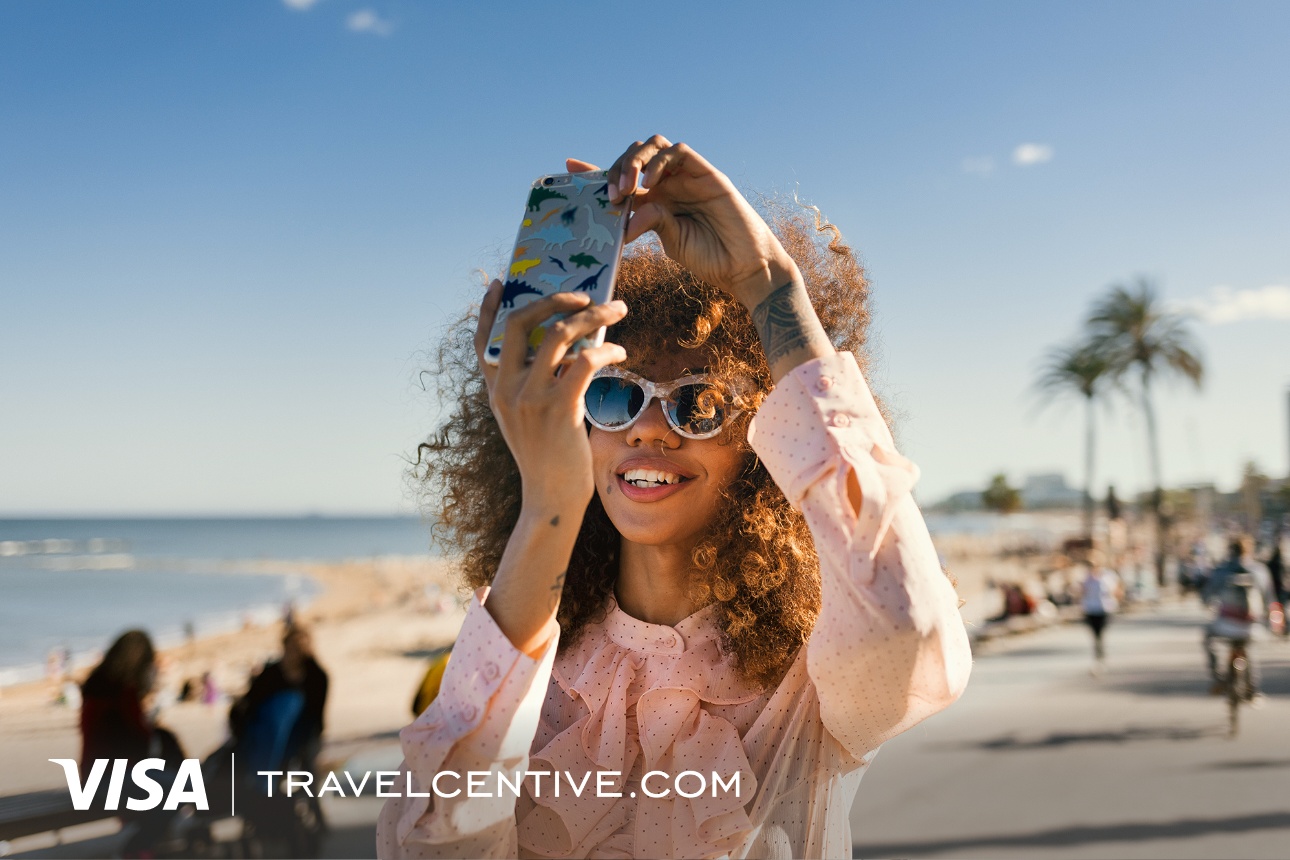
[618,468,693,489]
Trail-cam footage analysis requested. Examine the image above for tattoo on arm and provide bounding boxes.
[548,570,567,610]
[752,282,820,366]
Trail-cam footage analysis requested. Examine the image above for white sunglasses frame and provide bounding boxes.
[583,367,744,440]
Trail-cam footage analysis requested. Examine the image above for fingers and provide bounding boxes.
[607,134,672,203]
[565,158,601,173]
[497,291,594,381]
[473,280,504,382]
[640,142,704,191]
[530,299,628,376]
[623,199,675,246]
[554,342,629,402]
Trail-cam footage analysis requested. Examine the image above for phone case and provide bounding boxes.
[483,170,631,365]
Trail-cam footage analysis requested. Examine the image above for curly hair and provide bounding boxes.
[415,201,875,688]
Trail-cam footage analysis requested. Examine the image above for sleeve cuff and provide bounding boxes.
[396,587,559,843]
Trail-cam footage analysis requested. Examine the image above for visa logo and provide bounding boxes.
[49,759,208,811]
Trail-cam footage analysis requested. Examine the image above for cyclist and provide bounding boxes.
[1203,536,1274,697]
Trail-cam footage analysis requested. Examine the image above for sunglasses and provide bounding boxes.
[583,367,743,440]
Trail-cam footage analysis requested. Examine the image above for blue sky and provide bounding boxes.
[2,1,1287,514]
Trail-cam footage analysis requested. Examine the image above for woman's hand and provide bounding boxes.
[473,280,628,510]
[568,138,835,382]
[567,136,800,310]
[472,282,627,655]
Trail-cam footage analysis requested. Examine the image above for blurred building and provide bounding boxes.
[936,489,985,512]
[1020,473,1084,509]
[931,472,1086,512]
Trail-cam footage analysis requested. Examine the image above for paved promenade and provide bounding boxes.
[851,598,1290,859]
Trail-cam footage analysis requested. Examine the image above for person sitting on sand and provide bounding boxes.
[378,136,972,859]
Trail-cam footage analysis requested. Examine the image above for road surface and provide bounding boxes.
[850,598,1290,859]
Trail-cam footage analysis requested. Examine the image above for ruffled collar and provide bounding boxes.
[520,598,766,858]
[603,598,721,655]
[552,599,763,707]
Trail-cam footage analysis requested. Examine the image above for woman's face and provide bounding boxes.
[589,348,750,548]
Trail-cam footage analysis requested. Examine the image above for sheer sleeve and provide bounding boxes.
[748,351,971,760]
[376,587,559,859]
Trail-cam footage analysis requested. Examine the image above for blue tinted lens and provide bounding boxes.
[668,384,726,435]
[585,377,645,427]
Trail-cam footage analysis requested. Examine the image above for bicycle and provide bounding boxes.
[1219,637,1253,738]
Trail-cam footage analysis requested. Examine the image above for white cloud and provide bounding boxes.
[347,8,394,35]
[961,156,995,176]
[1183,284,1290,324]
[282,0,320,10]
[1012,143,1054,166]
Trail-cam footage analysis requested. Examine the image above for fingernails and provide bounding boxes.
[609,300,627,313]
[618,174,632,194]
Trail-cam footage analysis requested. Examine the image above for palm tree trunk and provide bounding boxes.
[1084,393,1095,540]
[1140,367,1166,586]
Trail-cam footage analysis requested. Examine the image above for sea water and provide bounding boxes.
[0,517,434,685]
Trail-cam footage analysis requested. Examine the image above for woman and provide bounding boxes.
[80,629,184,857]
[378,137,971,859]
[80,629,181,768]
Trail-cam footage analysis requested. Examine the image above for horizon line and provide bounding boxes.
[0,511,424,520]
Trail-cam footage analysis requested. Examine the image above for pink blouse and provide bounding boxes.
[377,352,972,859]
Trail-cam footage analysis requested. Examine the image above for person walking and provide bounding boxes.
[1081,551,1122,672]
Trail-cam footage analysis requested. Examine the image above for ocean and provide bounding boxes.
[0,517,434,685]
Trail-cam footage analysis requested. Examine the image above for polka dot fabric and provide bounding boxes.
[377,352,972,859]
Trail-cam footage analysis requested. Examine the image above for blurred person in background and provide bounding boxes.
[1080,550,1123,673]
[1267,530,1285,605]
[225,624,330,856]
[230,623,329,774]
[79,629,185,857]
[1202,536,1276,696]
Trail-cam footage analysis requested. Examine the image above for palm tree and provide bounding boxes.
[1034,340,1110,539]
[1087,277,1204,584]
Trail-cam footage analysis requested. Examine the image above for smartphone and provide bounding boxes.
[483,169,632,365]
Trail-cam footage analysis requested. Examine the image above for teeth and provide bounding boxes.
[622,468,685,487]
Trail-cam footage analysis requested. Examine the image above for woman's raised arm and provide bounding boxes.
[471,282,628,656]
[749,351,973,760]
[376,280,630,858]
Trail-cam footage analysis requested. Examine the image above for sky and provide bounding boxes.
[1,0,1287,516]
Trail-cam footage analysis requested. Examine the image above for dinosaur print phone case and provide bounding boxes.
[483,170,632,365]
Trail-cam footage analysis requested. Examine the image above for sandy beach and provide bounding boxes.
[0,555,465,797]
